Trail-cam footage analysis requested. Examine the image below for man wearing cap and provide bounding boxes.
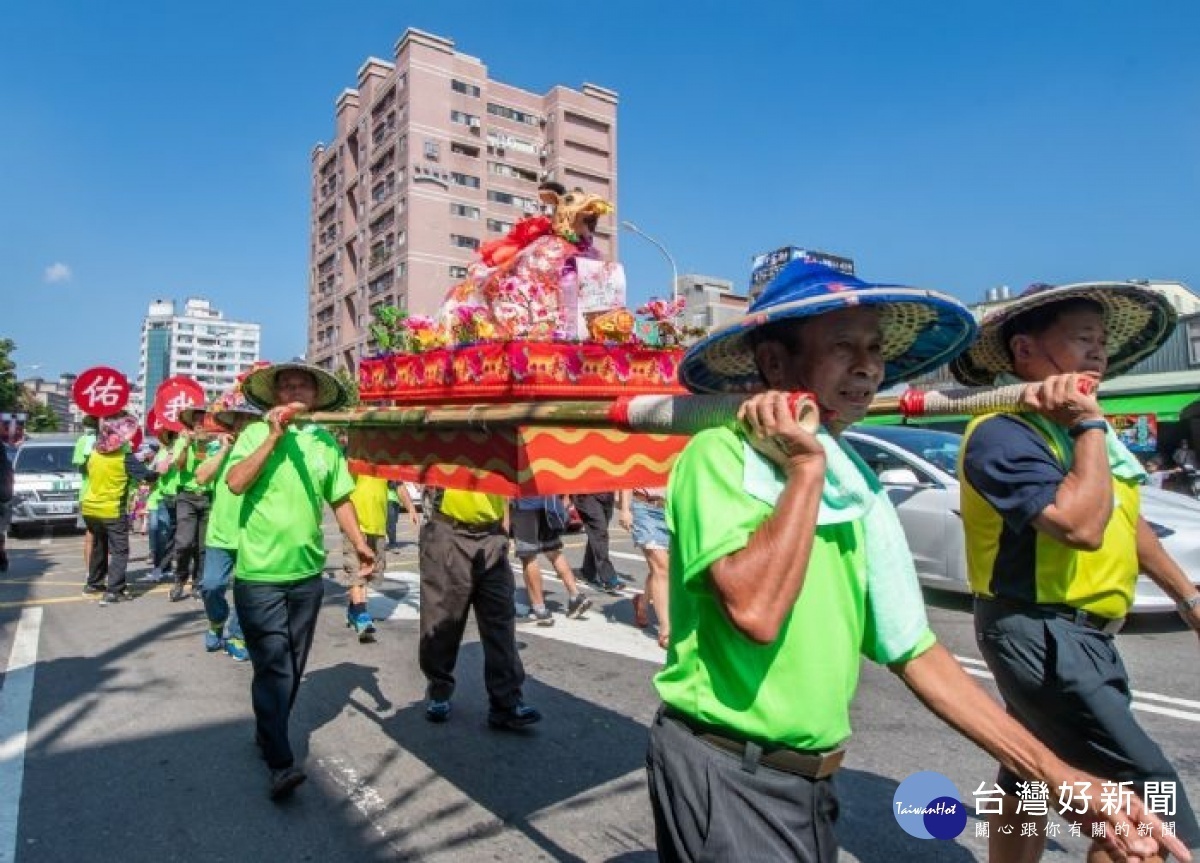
[951,282,1200,861]
[192,390,260,662]
[169,406,218,602]
[226,362,375,800]
[650,262,1186,863]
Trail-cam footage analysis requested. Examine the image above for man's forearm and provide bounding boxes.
[896,644,1064,785]
[226,435,279,495]
[193,450,228,486]
[1137,518,1200,605]
[333,499,367,550]
[708,459,825,644]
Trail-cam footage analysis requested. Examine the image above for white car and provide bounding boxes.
[8,435,83,535]
[843,425,1200,614]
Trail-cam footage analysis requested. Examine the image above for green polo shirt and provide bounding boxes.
[228,420,354,582]
[204,451,240,550]
[655,427,934,752]
[73,432,96,501]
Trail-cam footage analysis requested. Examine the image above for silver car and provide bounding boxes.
[843,425,1200,614]
[8,435,82,535]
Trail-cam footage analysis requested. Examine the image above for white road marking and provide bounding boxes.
[0,608,44,863]
[958,660,1200,723]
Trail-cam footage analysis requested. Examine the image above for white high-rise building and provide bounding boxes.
[133,298,262,416]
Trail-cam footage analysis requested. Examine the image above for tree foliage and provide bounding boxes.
[0,338,20,412]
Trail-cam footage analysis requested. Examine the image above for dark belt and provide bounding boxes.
[979,595,1125,636]
[662,707,844,780]
[430,509,504,535]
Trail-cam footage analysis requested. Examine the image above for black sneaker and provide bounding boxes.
[522,607,554,627]
[566,593,592,620]
[268,765,307,800]
[168,584,187,602]
[488,702,542,730]
[82,585,105,596]
[425,699,452,723]
[98,591,131,607]
[599,578,626,596]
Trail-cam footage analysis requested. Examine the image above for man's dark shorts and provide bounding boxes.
[511,508,563,558]
[975,599,1199,847]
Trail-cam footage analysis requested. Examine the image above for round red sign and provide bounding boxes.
[72,366,131,418]
[153,377,206,432]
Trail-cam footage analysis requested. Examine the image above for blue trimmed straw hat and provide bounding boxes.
[679,261,979,394]
[241,361,348,412]
[949,281,1176,387]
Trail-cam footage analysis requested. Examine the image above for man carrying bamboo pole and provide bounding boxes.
[951,281,1200,862]
[649,261,1186,862]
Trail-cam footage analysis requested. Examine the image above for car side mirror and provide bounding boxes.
[878,467,923,486]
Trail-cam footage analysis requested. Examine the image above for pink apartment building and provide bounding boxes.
[307,28,619,372]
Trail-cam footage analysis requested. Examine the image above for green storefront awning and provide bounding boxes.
[1096,391,1199,423]
[862,390,1200,427]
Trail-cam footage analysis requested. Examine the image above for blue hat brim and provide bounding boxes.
[680,284,978,394]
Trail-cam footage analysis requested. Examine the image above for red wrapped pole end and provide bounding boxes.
[898,388,926,418]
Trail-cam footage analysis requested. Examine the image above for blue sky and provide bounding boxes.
[2,0,1198,382]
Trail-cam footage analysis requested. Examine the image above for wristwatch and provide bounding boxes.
[1178,594,1200,615]
[1067,418,1108,438]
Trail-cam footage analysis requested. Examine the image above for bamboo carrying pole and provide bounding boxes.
[296,378,1095,434]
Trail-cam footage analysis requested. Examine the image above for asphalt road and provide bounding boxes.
[1,517,1196,862]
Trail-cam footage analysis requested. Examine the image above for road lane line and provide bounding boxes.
[959,663,1200,723]
[0,607,44,863]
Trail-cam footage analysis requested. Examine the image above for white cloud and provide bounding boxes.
[44,262,72,283]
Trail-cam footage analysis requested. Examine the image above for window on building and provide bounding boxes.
[449,234,480,250]
[450,110,480,127]
[489,161,539,183]
[450,203,481,219]
[424,139,440,161]
[449,265,469,280]
[449,172,480,189]
[450,79,481,98]
[487,218,513,234]
[486,103,540,126]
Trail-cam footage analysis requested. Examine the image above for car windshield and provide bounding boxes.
[851,426,962,477]
[13,445,77,474]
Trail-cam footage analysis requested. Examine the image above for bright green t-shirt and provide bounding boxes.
[228,421,354,581]
[350,474,389,537]
[204,451,240,550]
[179,439,220,494]
[654,427,934,751]
[386,484,399,505]
[157,438,185,497]
[73,432,96,501]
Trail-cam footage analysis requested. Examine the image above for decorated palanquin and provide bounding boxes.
[342,183,697,496]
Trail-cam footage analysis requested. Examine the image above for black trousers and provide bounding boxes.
[234,576,324,770]
[154,496,178,571]
[647,708,839,862]
[574,492,617,585]
[386,500,400,546]
[976,599,1200,847]
[174,490,211,586]
[417,517,523,711]
[84,515,131,594]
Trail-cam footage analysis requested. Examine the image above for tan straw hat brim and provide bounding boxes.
[950,282,1176,387]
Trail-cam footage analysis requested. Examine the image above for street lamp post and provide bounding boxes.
[620,220,679,303]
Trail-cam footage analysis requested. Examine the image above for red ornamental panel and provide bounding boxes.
[357,343,686,405]
[72,366,131,418]
[153,376,206,432]
[346,425,687,497]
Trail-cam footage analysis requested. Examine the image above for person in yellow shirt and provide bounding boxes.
[341,470,390,641]
[419,488,540,730]
[81,413,160,605]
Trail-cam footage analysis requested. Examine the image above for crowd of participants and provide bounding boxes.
[32,259,1200,861]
